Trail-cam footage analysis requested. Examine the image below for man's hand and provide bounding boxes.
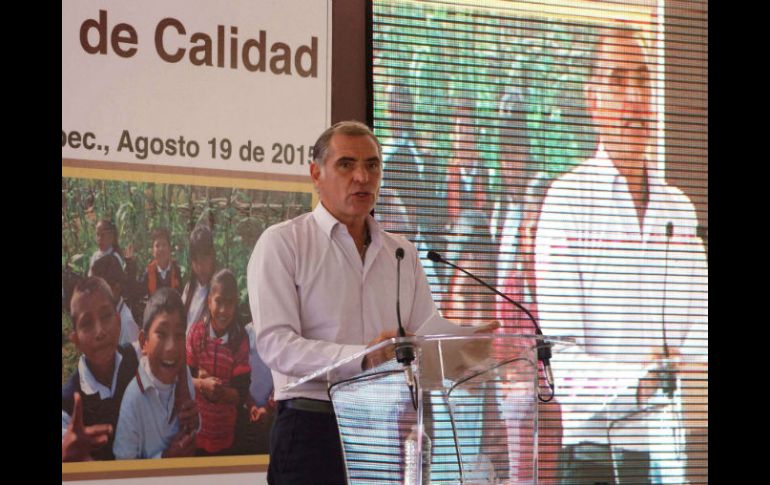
[456,320,501,364]
[636,347,680,406]
[362,329,404,370]
[62,392,113,462]
[472,320,501,334]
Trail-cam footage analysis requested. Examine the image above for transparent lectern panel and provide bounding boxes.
[330,359,419,483]
[329,335,543,484]
[607,395,689,484]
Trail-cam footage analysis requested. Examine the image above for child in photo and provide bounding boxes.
[62,277,139,461]
[140,227,182,297]
[88,219,126,273]
[181,225,216,332]
[90,255,140,347]
[113,288,199,459]
[232,321,275,455]
[187,269,251,455]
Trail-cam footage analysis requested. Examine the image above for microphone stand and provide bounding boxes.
[658,222,676,399]
[395,248,419,410]
[426,250,555,402]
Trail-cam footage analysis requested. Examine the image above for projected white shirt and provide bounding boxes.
[247,202,440,402]
[534,147,708,443]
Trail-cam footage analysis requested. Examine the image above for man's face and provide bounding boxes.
[588,34,653,167]
[152,237,171,268]
[70,290,120,370]
[310,134,382,227]
[140,310,186,385]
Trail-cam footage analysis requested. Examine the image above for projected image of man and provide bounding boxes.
[534,26,708,482]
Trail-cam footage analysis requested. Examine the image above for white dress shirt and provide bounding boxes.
[534,147,708,443]
[247,202,440,401]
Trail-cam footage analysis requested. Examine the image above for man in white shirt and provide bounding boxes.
[534,27,707,481]
[248,121,442,484]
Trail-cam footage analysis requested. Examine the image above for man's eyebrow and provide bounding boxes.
[334,156,381,163]
[334,156,356,163]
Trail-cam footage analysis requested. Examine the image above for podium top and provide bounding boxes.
[283,333,573,392]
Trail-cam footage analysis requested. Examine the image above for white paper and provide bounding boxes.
[415,312,496,336]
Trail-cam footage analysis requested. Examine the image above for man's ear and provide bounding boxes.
[309,162,320,184]
[309,162,324,196]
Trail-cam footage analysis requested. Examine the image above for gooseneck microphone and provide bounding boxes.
[395,248,407,338]
[426,250,555,401]
[395,248,418,409]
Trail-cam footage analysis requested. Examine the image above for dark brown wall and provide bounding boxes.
[331,0,368,125]
[665,0,708,241]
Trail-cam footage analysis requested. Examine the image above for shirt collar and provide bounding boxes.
[312,201,382,249]
[595,144,663,194]
[137,355,173,392]
[208,323,230,343]
[95,247,114,258]
[156,262,171,278]
[78,351,123,399]
[312,201,341,238]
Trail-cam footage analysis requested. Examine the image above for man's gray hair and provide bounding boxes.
[312,120,382,165]
[591,26,653,79]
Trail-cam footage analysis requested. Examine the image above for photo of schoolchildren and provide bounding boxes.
[90,255,140,347]
[113,288,199,459]
[187,269,251,456]
[62,277,140,461]
[181,225,216,332]
[62,178,313,463]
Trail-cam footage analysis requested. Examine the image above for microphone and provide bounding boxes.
[426,250,555,400]
[395,248,417,408]
[395,248,407,338]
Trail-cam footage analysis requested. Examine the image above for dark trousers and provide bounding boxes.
[267,401,346,484]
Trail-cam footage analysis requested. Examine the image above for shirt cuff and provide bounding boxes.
[335,344,368,379]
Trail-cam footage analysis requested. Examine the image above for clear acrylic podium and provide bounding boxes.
[284,333,570,484]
